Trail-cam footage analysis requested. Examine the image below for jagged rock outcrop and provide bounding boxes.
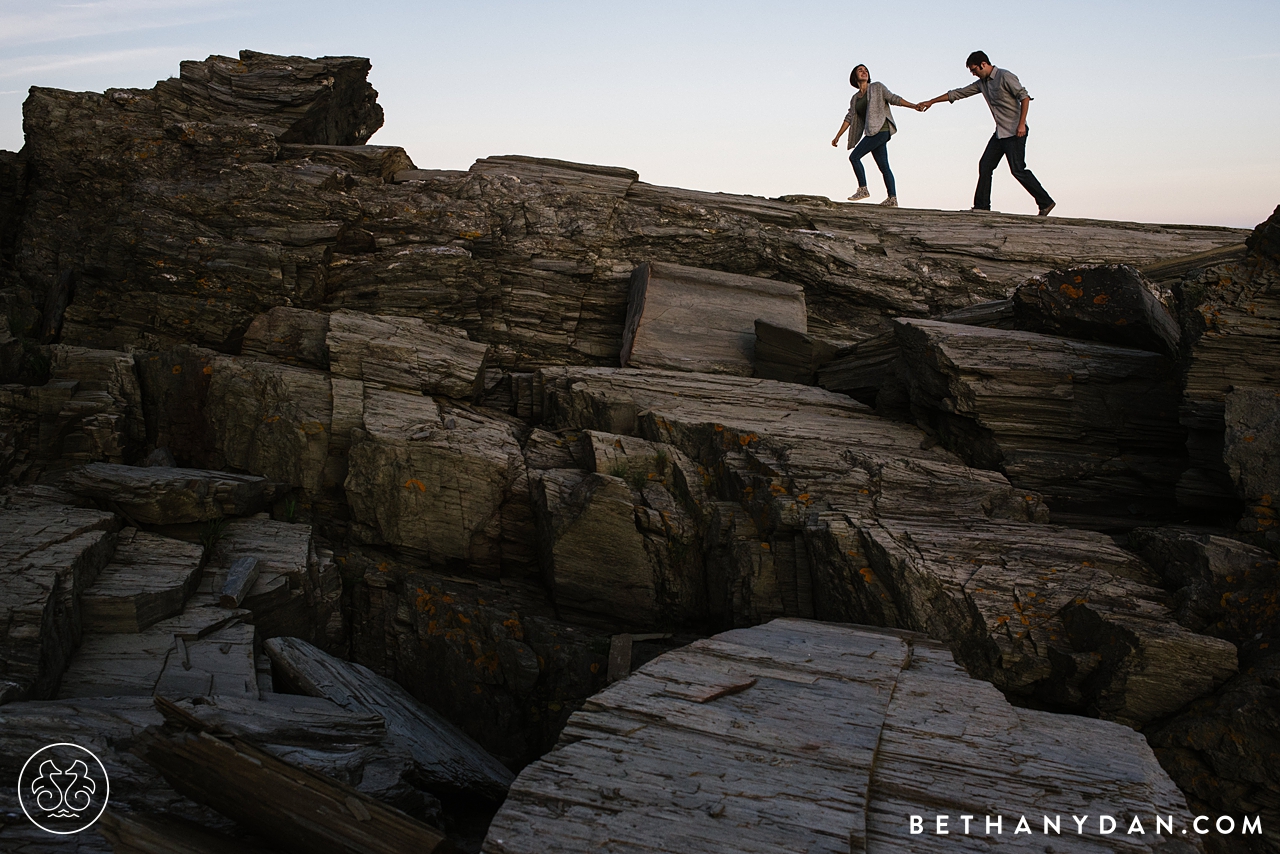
[0,51,1273,853]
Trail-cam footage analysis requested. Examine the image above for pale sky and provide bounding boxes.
[1,0,1277,228]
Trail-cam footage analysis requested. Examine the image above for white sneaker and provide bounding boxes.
[847,187,870,201]
[879,196,898,207]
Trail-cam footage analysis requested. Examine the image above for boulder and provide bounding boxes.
[327,309,488,400]
[1128,527,1278,654]
[1012,263,1181,355]
[621,262,807,375]
[751,320,839,385]
[61,462,279,524]
[241,306,332,368]
[344,389,529,575]
[1147,652,1280,854]
[153,50,384,145]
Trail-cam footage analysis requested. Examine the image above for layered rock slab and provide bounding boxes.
[892,318,1186,522]
[61,462,279,524]
[485,619,1201,854]
[620,261,807,375]
[80,527,204,632]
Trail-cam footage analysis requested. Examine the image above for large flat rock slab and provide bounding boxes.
[485,619,1200,853]
[62,462,279,523]
[621,262,807,375]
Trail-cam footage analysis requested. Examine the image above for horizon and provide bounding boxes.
[2,0,1276,230]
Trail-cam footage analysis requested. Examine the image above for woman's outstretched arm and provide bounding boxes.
[831,120,851,147]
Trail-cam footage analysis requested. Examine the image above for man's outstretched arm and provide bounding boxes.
[917,80,982,112]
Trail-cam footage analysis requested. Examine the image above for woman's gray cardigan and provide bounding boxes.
[844,82,905,148]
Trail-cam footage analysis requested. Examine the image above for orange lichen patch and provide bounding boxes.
[1020,615,1030,625]
[404,478,427,492]
[714,424,724,432]
[1059,283,1084,299]
[377,561,389,572]
[797,493,810,502]
[590,662,600,674]
[769,483,787,495]
[473,685,484,695]
[1092,294,1110,305]
[738,433,758,446]
[301,421,326,435]
[859,488,870,495]
[1075,597,1088,605]
[1244,436,1257,443]
[475,652,500,674]
[457,614,472,625]
[760,543,771,551]
[203,365,213,375]
[858,567,876,582]
[264,415,281,423]
[171,365,183,374]
[1073,275,1083,284]
[995,615,1010,625]
[459,230,483,240]
[1115,318,1128,325]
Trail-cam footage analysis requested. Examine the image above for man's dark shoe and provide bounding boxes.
[968,207,992,213]
[1038,202,1056,217]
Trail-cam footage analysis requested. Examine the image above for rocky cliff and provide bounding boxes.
[0,52,1276,854]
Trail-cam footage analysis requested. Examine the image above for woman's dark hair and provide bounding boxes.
[849,64,870,86]
[966,50,990,68]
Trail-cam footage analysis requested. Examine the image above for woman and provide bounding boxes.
[830,64,923,207]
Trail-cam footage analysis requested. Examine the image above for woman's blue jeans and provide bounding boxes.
[849,130,895,197]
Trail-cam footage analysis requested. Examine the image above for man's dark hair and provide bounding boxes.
[966,50,990,68]
[849,64,870,86]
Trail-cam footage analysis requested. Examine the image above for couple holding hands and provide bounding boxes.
[830,50,1055,216]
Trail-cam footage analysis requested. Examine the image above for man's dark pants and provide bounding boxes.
[973,131,1053,210]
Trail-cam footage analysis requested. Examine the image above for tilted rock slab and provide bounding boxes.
[61,462,280,523]
[241,305,332,368]
[266,635,515,801]
[620,261,807,375]
[0,502,118,700]
[893,318,1186,521]
[485,619,1202,854]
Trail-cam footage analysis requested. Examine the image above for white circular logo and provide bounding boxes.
[17,743,110,835]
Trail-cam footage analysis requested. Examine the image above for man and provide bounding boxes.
[918,51,1055,216]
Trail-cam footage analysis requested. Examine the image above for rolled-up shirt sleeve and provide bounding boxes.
[946,81,982,102]
[884,88,905,107]
[1002,71,1030,102]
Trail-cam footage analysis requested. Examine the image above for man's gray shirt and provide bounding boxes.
[946,67,1030,139]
